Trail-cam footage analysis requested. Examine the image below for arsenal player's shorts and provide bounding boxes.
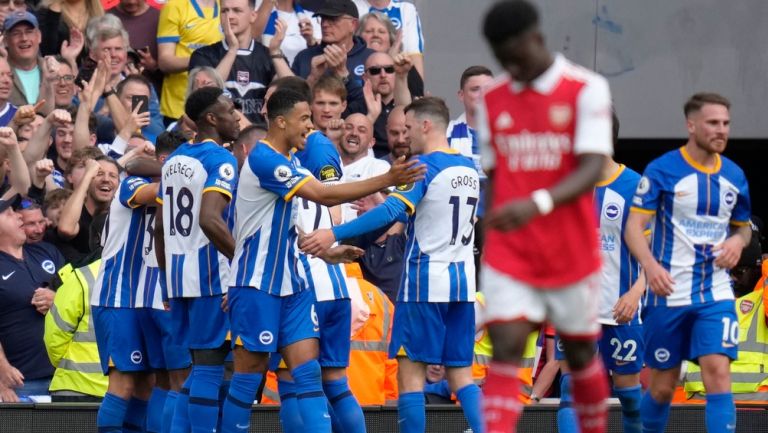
[479,264,600,338]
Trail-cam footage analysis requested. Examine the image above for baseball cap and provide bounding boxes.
[313,0,359,19]
[3,11,39,32]
[0,194,20,214]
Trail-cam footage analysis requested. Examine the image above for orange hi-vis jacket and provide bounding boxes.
[259,264,397,405]
[346,263,398,405]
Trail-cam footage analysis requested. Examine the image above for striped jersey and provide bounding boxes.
[447,112,487,217]
[595,164,642,325]
[157,140,238,298]
[294,131,349,301]
[261,3,322,65]
[354,0,424,54]
[135,206,164,309]
[91,176,151,308]
[390,149,479,303]
[631,147,751,307]
[229,141,310,296]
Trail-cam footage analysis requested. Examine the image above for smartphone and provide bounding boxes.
[132,95,150,114]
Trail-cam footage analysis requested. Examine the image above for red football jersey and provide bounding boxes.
[477,54,613,288]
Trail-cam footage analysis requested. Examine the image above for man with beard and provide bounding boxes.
[18,201,46,244]
[54,155,119,262]
[380,105,410,163]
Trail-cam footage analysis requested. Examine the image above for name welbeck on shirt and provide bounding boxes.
[164,161,196,180]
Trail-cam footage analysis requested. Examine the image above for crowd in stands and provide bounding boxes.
[0,1,766,430]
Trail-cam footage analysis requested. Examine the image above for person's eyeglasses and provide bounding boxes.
[367,65,395,75]
[56,75,75,83]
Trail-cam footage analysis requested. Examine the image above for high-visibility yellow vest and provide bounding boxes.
[473,292,539,403]
[44,260,108,398]
[684,290,768,402]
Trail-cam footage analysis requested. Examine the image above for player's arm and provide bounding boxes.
[199,191,235,260]
[128,182,160,207]
[125,157,162,178]
[613,271,646,324]
[294,156,424,207]
[300,196,408,256]
[713,224,752,270]
[625,210,674,296]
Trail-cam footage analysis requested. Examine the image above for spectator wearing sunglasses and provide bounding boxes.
[362,51,411,157]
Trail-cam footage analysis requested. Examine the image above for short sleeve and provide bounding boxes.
[630,162,665,214]
[388,157,428,214]
[119,176,151,208]
[249,151,310,201]
[157,0,181,44]
[399,3,424,55]
[573,74,613,155]
[301,132,343,183]
[189,46,215,70]
[730,172,751,225]
[203,151,238,200]
[475,99,495,171]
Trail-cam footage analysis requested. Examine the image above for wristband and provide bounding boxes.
[531,189,554,215]
[102,89,116,98]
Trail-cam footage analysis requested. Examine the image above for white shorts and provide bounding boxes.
[478,264,601,338]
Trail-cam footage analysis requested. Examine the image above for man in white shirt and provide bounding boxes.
[339,113,389,222]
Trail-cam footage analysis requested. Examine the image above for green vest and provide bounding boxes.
[684,290,768,400]
[44,260,108,398]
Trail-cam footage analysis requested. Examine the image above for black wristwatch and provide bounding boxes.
[270,51,286,61]
[103,88,116,98]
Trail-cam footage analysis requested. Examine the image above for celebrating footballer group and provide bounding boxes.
[88,1,752,433]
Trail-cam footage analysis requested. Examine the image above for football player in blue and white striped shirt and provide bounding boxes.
[301,97,483,433]
[91,154,160,433]
[221,87,424,433]
[625,93,751,433]
[155,87,240,433]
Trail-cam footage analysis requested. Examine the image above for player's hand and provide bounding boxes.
[713,235,746,269]
[221,293,228,312]
[484,198,538,231]
[351,193,385,216]
[0,361,24,388]
[31,287,55,315]
[644,261,674,297]
[387,155,425,186]
[300,229,336,257]
[322,245,365,264]
[613,288,641,324]
[0,384,19,403]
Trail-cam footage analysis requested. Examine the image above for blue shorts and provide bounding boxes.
[554,325,643,375]
[598,324,644,375]
[317,299,352,368]
[93,307,149,374]
[229,287,318,353]
[137,308,192,371]
[642,300,738,370]
[388,302,474,367]
[168,295,229,350]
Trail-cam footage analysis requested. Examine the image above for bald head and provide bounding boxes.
[341,113,374,162]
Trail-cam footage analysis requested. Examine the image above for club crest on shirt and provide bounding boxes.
[549,104,572,129]
[723,189,736,206]
[494,111,513,130]
[740,299,754,314]
[604,203,621,221]
[236,70,249,86]
[42,259,55,274]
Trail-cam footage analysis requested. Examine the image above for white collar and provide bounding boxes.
[510,53,566,95]
[221,39,256,55]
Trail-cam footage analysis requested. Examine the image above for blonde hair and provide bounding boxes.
[45,0,105,31]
